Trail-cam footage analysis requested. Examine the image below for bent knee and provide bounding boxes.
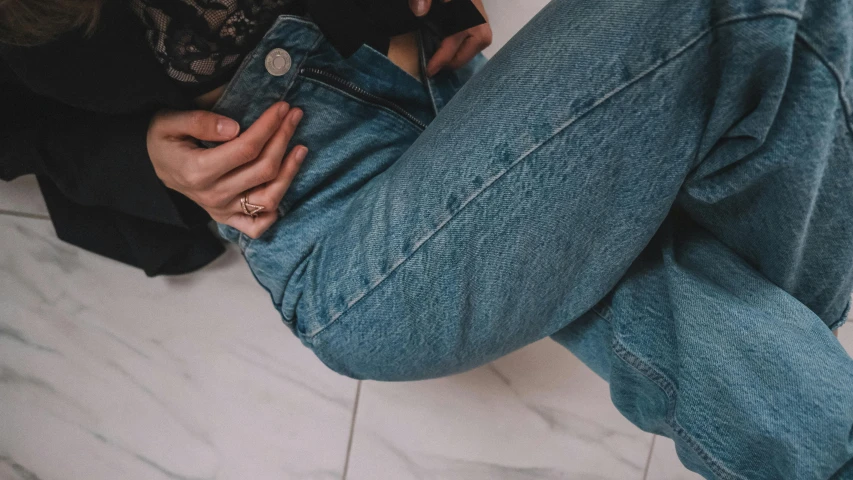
[303,313,480,381]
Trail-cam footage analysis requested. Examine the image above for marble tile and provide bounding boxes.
[0,175,48,217]
[644,437,704,480]
[481,0,551,57]
[0,215,357,480]
[346,340,654,480]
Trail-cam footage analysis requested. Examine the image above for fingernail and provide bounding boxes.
[427,65,439,77]
[294,146,308,162]
[216,119,239,137]
[412,0,429,16]
[289,109,303,125]
[278,102,290,117]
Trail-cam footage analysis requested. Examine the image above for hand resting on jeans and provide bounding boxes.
[146,102,307,239]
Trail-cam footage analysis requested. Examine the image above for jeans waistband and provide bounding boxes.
[211,16,325,122]
[210,14,485,134]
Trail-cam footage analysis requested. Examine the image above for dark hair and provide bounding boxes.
[0,0,104,46]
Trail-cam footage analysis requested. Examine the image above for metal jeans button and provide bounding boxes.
[265,48,292,76]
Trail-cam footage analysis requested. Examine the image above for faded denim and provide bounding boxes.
[212,0,853,477]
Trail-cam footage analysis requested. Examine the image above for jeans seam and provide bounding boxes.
[591,302,613,321]
[245,249,285,313]
[279,242,316,325]
[611,337,745,480]
[304,9,804,341]
[793,30,853,136]
[234,28,325,251]
[238,231,250,250]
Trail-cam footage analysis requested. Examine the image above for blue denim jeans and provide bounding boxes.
[212,0,853,477]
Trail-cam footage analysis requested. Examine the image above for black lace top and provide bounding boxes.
[129,0,485,93]
[129,0,302,91]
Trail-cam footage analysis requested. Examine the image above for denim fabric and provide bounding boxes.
[211,1,853,477]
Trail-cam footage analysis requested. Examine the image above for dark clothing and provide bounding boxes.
[304,0,485,57]
[0,0,223,276]
[127,0,483,93]
[0,0,484,276]
[129,0,302,94]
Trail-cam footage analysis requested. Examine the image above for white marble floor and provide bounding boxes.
[5,174,853,480]
[3,2,853,479]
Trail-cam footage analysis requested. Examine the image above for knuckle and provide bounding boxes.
[281,122,297,138]
[257,160,280,184]
[264,161,281,182]
[186,110,208,131]
[176,171,194,188]
[256,191,277,209]
[236,143,261,163]
[196,191,217,208]
[207,189,231,209]
[183,170,205,189]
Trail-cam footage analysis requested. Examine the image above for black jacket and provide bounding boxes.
[0,0,484,276]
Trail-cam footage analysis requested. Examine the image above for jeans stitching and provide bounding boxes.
[611,338,745,480]
[279,242,316,325]
[793,30,853,136]
[238,32,325,252]
[305,10,803,341]
[298,77,426,133]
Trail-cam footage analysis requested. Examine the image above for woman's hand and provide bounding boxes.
[147,102,307,239]
[409,0,492,76]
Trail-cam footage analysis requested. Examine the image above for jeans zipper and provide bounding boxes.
[299,67,427,130]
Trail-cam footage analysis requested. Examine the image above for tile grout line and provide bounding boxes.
[341,380,362,480]
[0,209,50,220]
[642,434,657,480]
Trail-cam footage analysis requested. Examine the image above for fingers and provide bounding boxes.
[409,0,431,16]
[223,208,280,240]
[221,145,309,239]
[423,0,490,76]
[201,102,291,175]
[426,32,467,77]
[151,109,241,142]
[212,107,303,204]
[446,27,491,70]
[245,144,308,217]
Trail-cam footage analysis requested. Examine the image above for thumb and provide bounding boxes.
[155,109,241,142]
[409,0,431,16]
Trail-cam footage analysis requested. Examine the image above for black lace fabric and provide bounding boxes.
[129,0,300,89]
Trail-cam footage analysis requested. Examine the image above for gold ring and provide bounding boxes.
[240,194,265,218]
